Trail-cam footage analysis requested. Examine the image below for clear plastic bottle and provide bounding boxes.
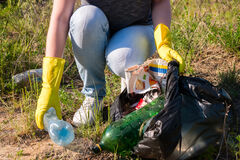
[43,107,75,146]
[12,68,42,85]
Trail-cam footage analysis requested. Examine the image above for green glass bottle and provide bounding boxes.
[92,96,164,155]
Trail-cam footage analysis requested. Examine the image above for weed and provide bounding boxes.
[13,79,40,138]
[233,135,240,160]
[16,149,23,157]
[171,0,240,73]
[0,0,51,93]
[218,65,240,100]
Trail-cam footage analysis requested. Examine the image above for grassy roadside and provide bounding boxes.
[0,0,240,159]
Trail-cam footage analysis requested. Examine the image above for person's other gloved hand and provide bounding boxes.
[35,57,65,129]
[154,24,185,73]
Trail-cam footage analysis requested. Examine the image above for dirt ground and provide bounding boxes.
[0,136,113,160]
[0,47,240,160]
[192,46,240,84]
[0,106,114,160]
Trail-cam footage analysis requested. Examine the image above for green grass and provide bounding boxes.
[16,149,23,157]
[234,135,240,159]
[0,0,240,159]
[218,65,240,100]
[0,0,50,92]
[171,0,240,74]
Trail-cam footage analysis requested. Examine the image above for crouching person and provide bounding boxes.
[35,0,185,129]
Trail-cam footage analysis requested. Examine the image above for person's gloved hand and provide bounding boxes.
[35,57,65,129]
[154,24,185,73]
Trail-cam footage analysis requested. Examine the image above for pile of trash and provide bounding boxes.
[13,59,232,159]
[93,59,232,160]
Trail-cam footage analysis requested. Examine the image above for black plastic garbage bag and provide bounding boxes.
[110,61,232,160]
[134,61,232,160]
[134,61,182,159]
[110,88,162,122]
[110,89,144,121]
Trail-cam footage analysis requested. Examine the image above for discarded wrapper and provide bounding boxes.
[148,59,168,81]
[125,59,168,94]
[135,89,160,110]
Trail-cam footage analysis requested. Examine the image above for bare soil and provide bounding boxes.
[0,105,114,160]
[0,136,113,160]
[191,46,240,84]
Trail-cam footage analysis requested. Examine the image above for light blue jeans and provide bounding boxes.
[69,5,156,98]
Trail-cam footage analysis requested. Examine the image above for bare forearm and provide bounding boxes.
[46,19,69,58]
[152,0,171,29]
[45,0,75,58]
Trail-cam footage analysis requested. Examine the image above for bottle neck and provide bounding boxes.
[92,143,103,153]
[96,144,102,152]
[43,107,59,131]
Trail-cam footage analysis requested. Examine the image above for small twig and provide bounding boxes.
[63,60,75,75]
[215,103,231,160]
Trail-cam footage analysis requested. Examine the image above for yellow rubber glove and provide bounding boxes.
[154,24,185,73]
[35,57,65,129]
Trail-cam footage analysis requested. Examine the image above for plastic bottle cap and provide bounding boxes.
[91,144,102,154]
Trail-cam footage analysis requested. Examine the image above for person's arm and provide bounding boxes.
[152,0,185,73]
[46,0,76,58]
[152,0,171,28]
[35,0,76,130]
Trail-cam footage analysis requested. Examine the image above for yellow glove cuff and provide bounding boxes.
[42,57,65,90]
[154,24,171,50]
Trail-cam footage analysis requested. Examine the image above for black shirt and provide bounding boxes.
[81,0,152,32]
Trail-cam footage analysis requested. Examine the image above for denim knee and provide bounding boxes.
[69,5,109,49]
[106,48,130,78]
[106,25,156,78]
